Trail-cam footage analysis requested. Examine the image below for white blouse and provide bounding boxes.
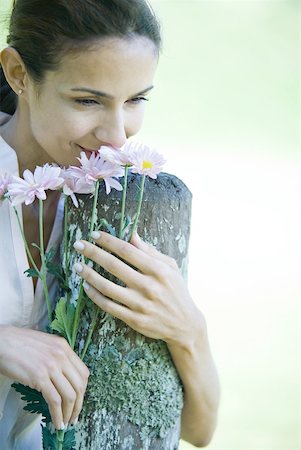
[0,134,64,449]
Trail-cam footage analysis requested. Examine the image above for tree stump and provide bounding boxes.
[65,173,192,450]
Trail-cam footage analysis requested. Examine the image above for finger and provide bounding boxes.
[62,360,88,424]
[49,335,90,386]
[73,240,144,288]
[83,282,141,325]
[50,370,77,427]
[74,262,136,308]
[131,232,179,270]
[41,380,64,430]
[88,231,161,276]
[67,348,90,382]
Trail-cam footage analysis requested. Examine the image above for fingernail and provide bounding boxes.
[134,231,141,241]
[73,417,78,426]
[74,262,83,273]
[73,241,85,251]
[83,281,90,291]
[65,422,69,429]
[91,231,101,240]
[59,422,65,430]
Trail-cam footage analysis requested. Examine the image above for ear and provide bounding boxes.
[0,47,28,95]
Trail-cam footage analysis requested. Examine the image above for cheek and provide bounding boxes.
[28,92,92,141]
[30,109,91,145]
[125,107,147,137]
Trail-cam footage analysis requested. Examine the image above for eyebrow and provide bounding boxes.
[70,86,154,99]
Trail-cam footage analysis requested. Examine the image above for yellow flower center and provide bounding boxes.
[142,160,153,169]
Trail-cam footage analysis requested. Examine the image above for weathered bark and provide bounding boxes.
[65,173,192,450]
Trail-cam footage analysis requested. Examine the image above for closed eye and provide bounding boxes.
[127,96,149,104]
[75,98,100,106]
[75,96,149,107]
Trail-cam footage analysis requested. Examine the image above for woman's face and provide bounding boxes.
[25,37,158,166]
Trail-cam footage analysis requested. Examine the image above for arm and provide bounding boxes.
[168,317,220,446]
[73,231,220,447]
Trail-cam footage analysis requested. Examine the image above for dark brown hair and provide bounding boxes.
[0,0,161,114]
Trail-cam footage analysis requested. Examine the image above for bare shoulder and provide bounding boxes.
[0,112,11,126]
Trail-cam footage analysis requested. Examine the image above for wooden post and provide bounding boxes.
[65,173,192,450]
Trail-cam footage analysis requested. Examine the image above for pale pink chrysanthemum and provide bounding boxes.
[70,151,124,194]
[7,164,64,206]
[60,168,95,208]
[129,144,166,179]
[99,143,136,167]
[0,173,12,201]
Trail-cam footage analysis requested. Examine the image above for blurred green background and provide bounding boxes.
[1,1,300,449]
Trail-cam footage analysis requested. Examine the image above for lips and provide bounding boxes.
[78,145,99,152]
[76,145,101,159]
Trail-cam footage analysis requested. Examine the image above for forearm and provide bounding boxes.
[167,312,220,447]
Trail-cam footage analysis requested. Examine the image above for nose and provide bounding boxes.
[94,110,127,149]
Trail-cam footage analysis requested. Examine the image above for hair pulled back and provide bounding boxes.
[0,0,161,114]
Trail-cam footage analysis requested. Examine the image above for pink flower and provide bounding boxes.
[0,173,12,201]
[7,164,64,206]
[70,151,124,194]
[129,144,166,179]
[60,168,95,208]
[99,144,136,167]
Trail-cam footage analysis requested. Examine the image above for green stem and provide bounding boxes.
[129,174,146,241]
[119,165,129,239]
[71,180,100,349]
[64,196,69,297]
[56,429,65,450]
[71,283,83,349]
[13,206,40,276]
[89,179,100,236]
[39,199,52,325]
[80,305,99,360]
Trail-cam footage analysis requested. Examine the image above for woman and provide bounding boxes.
[0,0,220,448]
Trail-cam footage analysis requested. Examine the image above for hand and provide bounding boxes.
[73,231,201,346]
[0,326,90,430]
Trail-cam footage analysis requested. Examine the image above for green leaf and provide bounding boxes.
[42,426,56,450]
[42,421,76,449]
[60,282,71,293]
[45,250,65,283]
[63,428,76,450]
[98,218,116,236]
[12,383,51,424]
[106,223,116,236]
[45,247,71,293]
[24,267,41,279]
[121,215,133,240]
[51,297,75,344]
[123,215,132,229]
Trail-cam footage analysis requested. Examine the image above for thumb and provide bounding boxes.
[130,231,145,249]
[130,232,155,255]
[130,232,178,270]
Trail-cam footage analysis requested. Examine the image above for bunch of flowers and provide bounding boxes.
[0,141,166,450]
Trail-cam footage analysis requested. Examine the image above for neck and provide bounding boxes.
[0,109,51,175]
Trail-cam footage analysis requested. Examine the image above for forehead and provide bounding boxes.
[46,37,158,94]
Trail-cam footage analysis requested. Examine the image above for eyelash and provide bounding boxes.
[128,96,149,104]
[75,97,149,107]
[75,99,99,106]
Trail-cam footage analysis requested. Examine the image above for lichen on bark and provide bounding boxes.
[64,173,192,449]
[85,333,183,438]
